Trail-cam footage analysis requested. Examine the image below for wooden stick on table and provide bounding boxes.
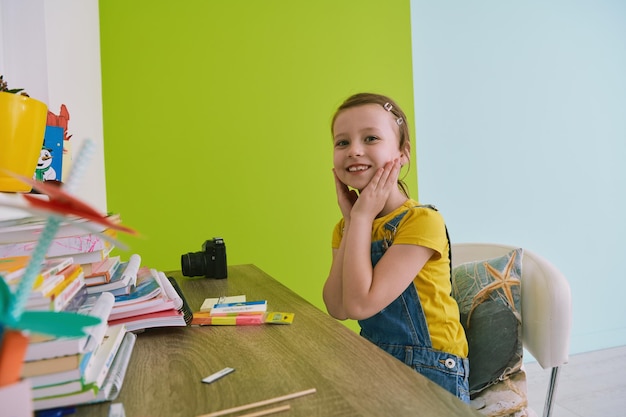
[235,405,290,417]
[197,388,316,417]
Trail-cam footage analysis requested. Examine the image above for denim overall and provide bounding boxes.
[358,208,470,402]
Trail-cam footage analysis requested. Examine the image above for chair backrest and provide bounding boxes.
[451,242,572,369]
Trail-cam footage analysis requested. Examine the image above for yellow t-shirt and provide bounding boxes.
[332,199,468,357]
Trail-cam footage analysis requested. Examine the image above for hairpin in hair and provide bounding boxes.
[384,102,403,125]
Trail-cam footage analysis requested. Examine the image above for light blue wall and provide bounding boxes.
[410,1,626,355]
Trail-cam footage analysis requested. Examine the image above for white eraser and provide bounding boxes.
[200,295,246,312]
[202,367,235,384]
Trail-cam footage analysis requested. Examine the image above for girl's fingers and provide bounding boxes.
[333,168,357,216]
[333,169,349,193]
[373,159,400,191]
[351,159,402,218]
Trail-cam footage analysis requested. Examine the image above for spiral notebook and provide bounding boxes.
[167,276,194,325]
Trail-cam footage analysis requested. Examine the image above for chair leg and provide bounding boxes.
[542,366,561,417]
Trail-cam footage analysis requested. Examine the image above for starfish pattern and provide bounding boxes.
[466,251,521,327]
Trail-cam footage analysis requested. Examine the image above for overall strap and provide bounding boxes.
[411,205,452,279]
[381,204,452,278]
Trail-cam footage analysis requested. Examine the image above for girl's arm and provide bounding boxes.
[342,234,434,320]
[324,215,434,321]
[323,170,357,319]
[323,244,348,319]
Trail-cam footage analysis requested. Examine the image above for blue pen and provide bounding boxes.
[35,406,76,417]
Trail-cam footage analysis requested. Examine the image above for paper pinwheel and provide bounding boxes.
[0,167,137,339]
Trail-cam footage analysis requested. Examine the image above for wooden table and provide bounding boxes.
[77,264,479,417]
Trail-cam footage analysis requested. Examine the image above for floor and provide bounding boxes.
[524,345,626,417]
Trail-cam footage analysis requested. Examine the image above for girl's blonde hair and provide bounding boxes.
[331,92,411,197]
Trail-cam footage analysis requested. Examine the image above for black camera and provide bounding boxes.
[181,237,228,278]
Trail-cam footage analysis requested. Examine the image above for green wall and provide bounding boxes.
[99,0,416,322]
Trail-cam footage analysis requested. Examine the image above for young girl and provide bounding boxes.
[323,93,470,402]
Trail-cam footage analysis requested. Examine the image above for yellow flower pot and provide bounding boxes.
[0,91,47,192]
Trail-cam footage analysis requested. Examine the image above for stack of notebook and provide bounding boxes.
[82,260,192,332]
[0,214,120,265]
[0,212,192,411]
[21,293,137,411]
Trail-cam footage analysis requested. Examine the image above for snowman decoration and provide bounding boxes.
[34,148,57,181]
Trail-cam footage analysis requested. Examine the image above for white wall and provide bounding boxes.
[411,0,626,355]
[0,0,106,219]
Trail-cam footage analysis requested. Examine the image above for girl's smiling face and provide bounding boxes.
[332,103,407,191]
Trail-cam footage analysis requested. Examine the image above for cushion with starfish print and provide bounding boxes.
[451,248,523,395]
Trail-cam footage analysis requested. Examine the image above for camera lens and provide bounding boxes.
[181,251,207,277]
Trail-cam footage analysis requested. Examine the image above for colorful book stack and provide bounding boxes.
[0,215,190,333]
[84,254,141,297]
[0,255,86,313]
[0,212,138,412]
[20,293,137,411]
[82,259,191,332]
[0,211,189,411]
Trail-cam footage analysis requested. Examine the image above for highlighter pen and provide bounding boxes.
[191,312,265,326]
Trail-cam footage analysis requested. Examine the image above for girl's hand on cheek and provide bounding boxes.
[333,169,358,220]
[353,159,401,218]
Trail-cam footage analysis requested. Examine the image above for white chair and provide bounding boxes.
[451,243,572,417]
